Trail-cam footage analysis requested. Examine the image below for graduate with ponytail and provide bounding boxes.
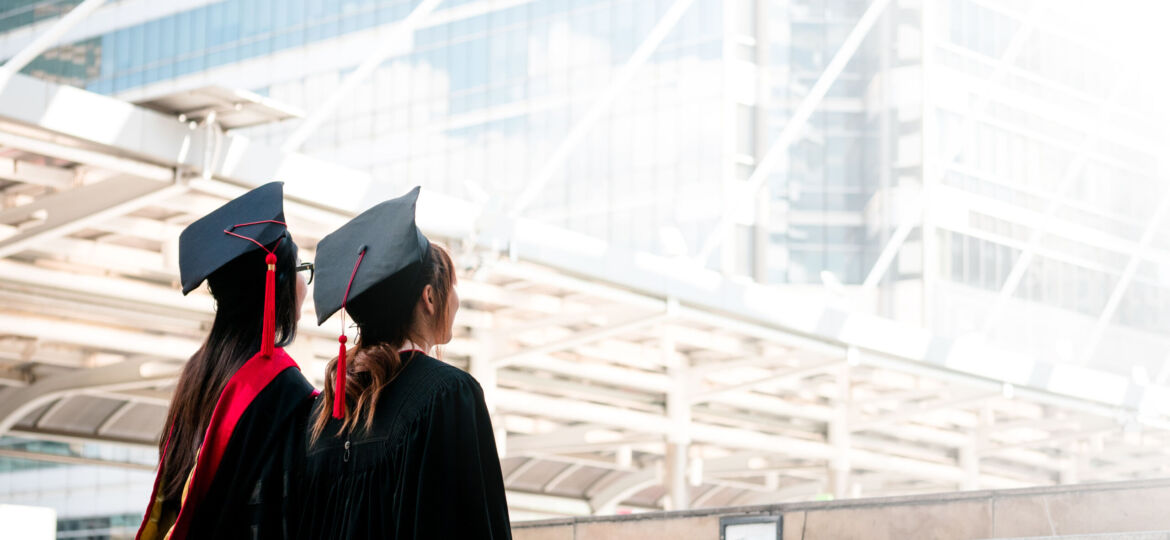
[296,186,511,539]
[136,182,316,540]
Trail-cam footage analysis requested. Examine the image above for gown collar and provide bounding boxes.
[399,340,428,356]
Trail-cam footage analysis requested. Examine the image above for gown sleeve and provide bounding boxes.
[395,375,512,539]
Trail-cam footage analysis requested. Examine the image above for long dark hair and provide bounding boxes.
[158,236,300,503]
[311,243,455,443]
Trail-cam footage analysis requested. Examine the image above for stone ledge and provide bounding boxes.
[512,478,1170,540]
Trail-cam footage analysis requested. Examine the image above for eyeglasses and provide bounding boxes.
[295,261,314,285]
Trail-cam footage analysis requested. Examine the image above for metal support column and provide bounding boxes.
[829,363,851,499]
[961,404,991,490]
[471,330,505,458]
[663,332,691,510]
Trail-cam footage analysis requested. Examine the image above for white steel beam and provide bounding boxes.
[589,468,658,515]
[981,421,1117,453]
[663,324,756,358]
[506,490,593,517]
[1156,350,1170,386]
[493,313,669,368]
[0,338,91,370]
[0,73,371,212]
[6,427,155,449]
[509,0,698,217]
[457,280,566,315]
[85,389,172,408]
[0,312,199,360]
[931,183,1170,272]
[695,0,893,264]
[281,0,443,152]
[690,359,843,403]
[674,305,846,360]
[501,371,661,410]
[543,463,583,493]
[509,425,622,454]
[30,236,170,276]
[495,388,1024,487]
[850,391,995,431]
[0,0,109,89]
[33,395,72,428]
[95,401,138,436]
[689,354,794,376]
[495,307,631,336]
[502,353,673,394]
[504,457,541,484]
[0,131,174,182]
[0,447,155,471]
[0,158,74,189]
[702,391,836,423]
[861,202,920,290]
[489,260,669,313]
[729,481,825,505]
[1090,454,1170,480]
[512,451,640,475]
[691,485,725,508]
[0,175,182,258]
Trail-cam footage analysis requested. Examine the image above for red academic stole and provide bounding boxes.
[135,348,299,540]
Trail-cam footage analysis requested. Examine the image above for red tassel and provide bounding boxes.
[261,252,277,358]
[334,247,366,421]
[333,335,347,419]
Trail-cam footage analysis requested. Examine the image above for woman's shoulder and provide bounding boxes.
[318,355,467,448]
[305,354,484,465]
[387,353,480,405]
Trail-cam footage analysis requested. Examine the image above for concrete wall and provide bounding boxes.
[513,478,1170,540]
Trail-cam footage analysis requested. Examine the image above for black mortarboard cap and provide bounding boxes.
[313,186,430,326]
[178,181,291,359]
[178,182,288,295]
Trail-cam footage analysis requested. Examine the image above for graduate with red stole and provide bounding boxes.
[137,182,315,540]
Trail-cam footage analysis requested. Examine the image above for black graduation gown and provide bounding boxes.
[136,349,315,540]
[294,352,512,539]
[188,367,315,538]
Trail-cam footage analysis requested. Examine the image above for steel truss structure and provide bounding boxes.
[0,71,1169,520]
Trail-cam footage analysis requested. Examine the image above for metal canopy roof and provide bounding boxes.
[1,73,1169,520]
[133,85,303,131]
